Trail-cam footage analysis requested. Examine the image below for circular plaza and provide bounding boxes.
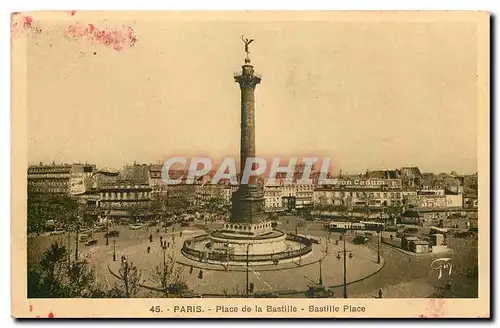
[71,218,385,297]
[181,221,313,266]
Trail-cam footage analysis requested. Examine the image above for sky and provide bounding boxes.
[23,12,479,174]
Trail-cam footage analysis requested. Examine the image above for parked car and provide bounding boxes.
[85,239,98,246]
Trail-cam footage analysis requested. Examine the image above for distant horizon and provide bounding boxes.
[26,158,478,176]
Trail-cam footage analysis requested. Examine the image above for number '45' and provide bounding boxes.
[150,306,161,313]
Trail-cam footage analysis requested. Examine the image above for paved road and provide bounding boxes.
[28,216,478,298]
[276,216,478,298]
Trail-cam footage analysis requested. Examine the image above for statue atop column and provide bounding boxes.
[241,35,255,58]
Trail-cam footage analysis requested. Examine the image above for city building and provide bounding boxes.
[97,182,152,220]
[148,164,168,204]
[399,167,423,189]
[91,170,120,188]
[445,189,463,208]
[295,184,314,210]
[264,185,283,211]
[313,178,403,208]
[120,162,150,183]
[28,163,96,194]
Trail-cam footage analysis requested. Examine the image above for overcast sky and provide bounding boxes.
[25,12,479,174]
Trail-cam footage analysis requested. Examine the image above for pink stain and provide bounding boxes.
[70,10,76,16]
[419,299,445,318]
[48,312,54,318]
[23,16,33,28]
[66,22,137,51]
[11,13,42,37]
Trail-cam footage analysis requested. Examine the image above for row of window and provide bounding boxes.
[317,191,402,199]
[100,192,151,200]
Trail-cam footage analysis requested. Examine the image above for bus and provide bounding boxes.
[328,221,385,232]
[360,221,385,231]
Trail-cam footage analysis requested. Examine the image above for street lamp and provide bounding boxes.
[113,239,116,262]
[336,230,354,298]
[318,259,323,285]
[105,210,110,246]
[246,244,251,298]
[377,228,381,264]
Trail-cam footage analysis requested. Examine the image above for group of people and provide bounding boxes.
[146,233,173,254]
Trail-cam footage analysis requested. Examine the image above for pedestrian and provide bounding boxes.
[378,288,383,298]
[189,265,193,274]
[167,242,170,248]
[147,246,151,254]
[149,234,153,243]
[180,231,183,237]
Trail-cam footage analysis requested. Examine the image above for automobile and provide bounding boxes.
[85,239,98,246]
[353,235,369,245]
[180,222,189,227]
[105,230,120,238]
[50,230,65,236]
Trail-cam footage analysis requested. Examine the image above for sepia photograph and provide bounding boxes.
[10,11,490,318]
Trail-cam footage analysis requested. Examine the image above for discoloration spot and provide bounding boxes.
[65,23,137,51]
[11,12,43,37]
[419,298,445,318]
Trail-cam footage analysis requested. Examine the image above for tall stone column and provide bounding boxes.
[235,58,260,178]
[231,57,266,224]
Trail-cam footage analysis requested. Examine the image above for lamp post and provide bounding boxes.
[246,244,250,298]
[113,239,116,262]
[377,229,381,264]
[325,226,330,254]
[105,210,110,246]
[318,259,323,285]
[336,230,353,298]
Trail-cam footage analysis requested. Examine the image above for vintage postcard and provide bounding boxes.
[11,11,490,318]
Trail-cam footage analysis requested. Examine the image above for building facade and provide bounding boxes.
[97,183,152,220]
[28,163,96,194]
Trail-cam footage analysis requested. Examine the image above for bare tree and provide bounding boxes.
[116,260,142,298]
[152,246,188,297]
